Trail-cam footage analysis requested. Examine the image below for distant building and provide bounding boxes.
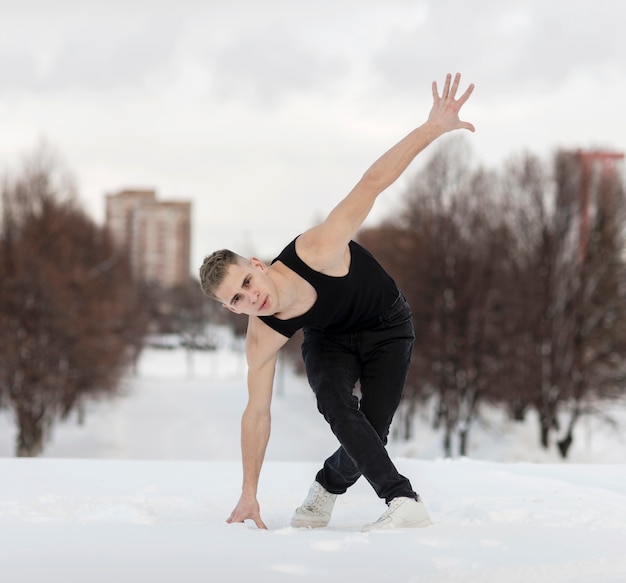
[556,150,624,262]
[105,189,191,288]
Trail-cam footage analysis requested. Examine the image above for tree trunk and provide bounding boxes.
[511,399,527,422]
[459,428,468,457]
[402,407,414,441]
[557,403,582,459]
[557,432,573,458]
[16,407,45,457]
[540,420,550,449]
[539,406,558,449]
[443,425,453,458]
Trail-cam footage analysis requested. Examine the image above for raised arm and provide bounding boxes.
[298,73,475,265]
[226,316,288,529]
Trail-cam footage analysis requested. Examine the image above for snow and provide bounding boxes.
[1,345,626,582]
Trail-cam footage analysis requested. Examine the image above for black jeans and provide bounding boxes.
[301,293,417,504]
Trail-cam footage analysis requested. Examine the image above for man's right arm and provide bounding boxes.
[226,316,288,529]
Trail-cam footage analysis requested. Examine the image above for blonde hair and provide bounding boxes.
[199,249,245,300]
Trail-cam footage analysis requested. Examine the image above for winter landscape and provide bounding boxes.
[1,340,625,583]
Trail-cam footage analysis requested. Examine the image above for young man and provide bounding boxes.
[200,73,475,530]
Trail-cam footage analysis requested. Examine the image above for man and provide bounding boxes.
[199,73,475,530]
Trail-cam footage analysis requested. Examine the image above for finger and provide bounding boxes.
[449,72,461,99]
[250,509,268,529]
[456,83,475,106]
[441,73,452,99]
[431,80,439,102]
[460,120,476,133]
[226,511,244,524]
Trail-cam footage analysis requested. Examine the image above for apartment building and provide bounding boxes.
[105,189,191,288]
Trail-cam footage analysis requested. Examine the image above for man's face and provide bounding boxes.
[216,258,276,316]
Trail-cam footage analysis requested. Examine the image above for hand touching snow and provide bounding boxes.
[227,493,267,530]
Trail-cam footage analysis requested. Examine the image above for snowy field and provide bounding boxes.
[1,345,626,582]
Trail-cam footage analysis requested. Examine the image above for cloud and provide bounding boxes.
[206,23,350,108]
[0,0,624,266]
[369,0,626,99]
[0,3,184,93]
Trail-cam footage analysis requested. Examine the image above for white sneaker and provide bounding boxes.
[362,496,433,531]
[291,481,338,528]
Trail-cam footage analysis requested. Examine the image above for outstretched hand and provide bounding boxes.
[428,73,475,134]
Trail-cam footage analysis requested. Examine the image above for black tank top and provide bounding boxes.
[259,237,398,338]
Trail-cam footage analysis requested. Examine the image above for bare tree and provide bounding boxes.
[362,136,626,460]
[157,278,220,377]
[495,152,563,445]
[362,137,508,456]
[553,151,626,457]
[0,148,149,456]
[496,150,626,456]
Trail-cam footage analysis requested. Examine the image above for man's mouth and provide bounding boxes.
[259,296,269,311]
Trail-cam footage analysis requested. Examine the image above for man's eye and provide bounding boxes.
[233,295,240,305]
[243,277,250,288]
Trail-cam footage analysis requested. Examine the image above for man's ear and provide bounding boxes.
[250,257,267,271]
[222,302,239,314]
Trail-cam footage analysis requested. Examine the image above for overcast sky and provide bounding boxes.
[1,0,624,269]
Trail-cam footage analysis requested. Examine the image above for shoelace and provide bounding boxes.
[376,499,403,521]
[305,490,333,512]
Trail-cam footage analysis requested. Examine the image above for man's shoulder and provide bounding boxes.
[295,228,352,274]
[246,317,289,365]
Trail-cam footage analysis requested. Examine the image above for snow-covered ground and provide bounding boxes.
[1,345,625,582]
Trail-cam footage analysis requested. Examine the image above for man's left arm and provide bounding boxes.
[302,73,475,256]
